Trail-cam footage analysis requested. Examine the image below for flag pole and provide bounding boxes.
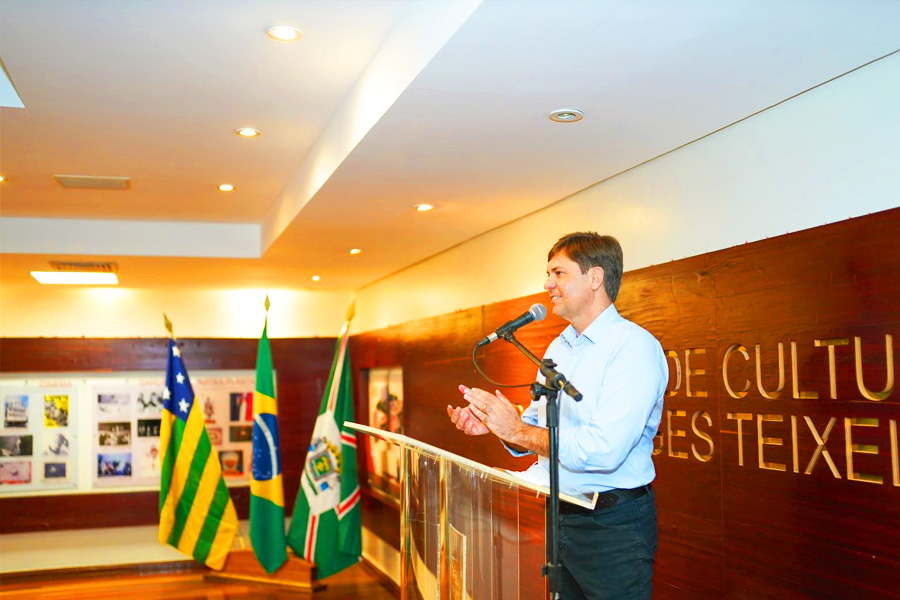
[234,294,270,555]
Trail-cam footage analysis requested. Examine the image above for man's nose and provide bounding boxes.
[544,278,554,290]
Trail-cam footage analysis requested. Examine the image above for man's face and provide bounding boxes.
[544,252,596,323]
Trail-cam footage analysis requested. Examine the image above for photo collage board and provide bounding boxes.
[0,370,263,495]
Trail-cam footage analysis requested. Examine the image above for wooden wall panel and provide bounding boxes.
[350,208,900,599]
[0,337,336,533]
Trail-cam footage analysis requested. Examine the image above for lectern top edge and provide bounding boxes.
[346,421,597,509]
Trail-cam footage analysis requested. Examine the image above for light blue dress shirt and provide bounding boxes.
[509,304,668,494]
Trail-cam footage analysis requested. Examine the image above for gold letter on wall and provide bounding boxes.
[756,342,786,400]
[667,409,688,459]
[845,417,883,484]
[666,350,682,397]
[757,413,786,471]
[854,335,894,401]
[727,412,753,466]
[723,344,751,399]
[691,411,714,462]
[685,348,708,398]
[791,341,819,399]
[814,338,850,399]
[804,416,841,478]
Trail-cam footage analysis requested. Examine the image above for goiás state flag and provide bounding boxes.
[159,333,239,570]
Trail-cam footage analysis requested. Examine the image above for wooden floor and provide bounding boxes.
[0,563,400,600]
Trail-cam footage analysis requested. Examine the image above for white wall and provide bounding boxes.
[354,53,900,333]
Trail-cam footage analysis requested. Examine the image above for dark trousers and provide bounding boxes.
[556,487,657,600]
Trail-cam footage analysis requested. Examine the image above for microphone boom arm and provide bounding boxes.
[500,332,582,402]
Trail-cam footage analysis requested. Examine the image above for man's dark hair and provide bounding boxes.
[548,232,624,302]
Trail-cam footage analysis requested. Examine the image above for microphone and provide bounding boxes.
[476,303,547,347]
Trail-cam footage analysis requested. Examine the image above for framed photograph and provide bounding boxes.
[136,419,161,437]
[202,396,218,424]
[219,449,244,476]
[0,434,33,457]
[135,391,163,415]
[229,392,253,422]
[97,452,132,477]
[229,425,253,443]
[43,432,70,457]
[44,395,69,427]
[97,394,130,419]
[134,438,160,479]
[43,462,67,480]
[98,422,131,446]
[367,367,403,500]
[208,427,223,446]
[3,395,29,428]
[0,461,32,485]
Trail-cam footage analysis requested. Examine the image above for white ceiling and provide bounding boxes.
[2,0,899,291]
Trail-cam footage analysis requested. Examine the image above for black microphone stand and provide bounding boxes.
[499,331,581,600]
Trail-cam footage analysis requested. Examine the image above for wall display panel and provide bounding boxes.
[0,370,258,495]
[0,337,336,533]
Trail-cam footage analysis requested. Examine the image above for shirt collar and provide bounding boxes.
[559,303,621,346]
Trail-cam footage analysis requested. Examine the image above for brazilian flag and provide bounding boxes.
[250,315,288,573]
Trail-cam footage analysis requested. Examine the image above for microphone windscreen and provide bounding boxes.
[529,303,547,321]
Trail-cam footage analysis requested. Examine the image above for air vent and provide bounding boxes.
[55,175,130,190]
[49,261,118,273]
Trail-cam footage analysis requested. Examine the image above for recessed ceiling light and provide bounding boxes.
[349,248,361,255]
[267,25,303,42]
[236,127,260,137]
[311,275,320,282]
[218,184,234,192]
[31,271,118,285]
[415,204,434,212]
[549,108,584,123]
[0,175,6,182]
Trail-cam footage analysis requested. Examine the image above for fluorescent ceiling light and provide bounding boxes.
[31,271,119,285]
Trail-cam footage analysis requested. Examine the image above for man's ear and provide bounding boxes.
[590,266,605,291]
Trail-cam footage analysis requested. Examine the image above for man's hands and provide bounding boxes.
[447,385,549,456]
[447,385,521,441]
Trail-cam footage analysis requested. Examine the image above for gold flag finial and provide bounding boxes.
[163,313,175,339]
[345,298,356,322]
[264,295,270,312]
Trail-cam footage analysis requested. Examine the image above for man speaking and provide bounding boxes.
[447,232,668,600]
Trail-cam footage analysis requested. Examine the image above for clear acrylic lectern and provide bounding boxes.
[347,423,596,600]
